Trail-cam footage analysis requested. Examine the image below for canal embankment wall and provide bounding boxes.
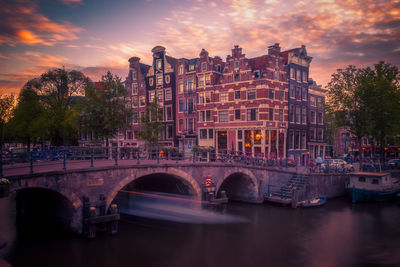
[306,173,349,199]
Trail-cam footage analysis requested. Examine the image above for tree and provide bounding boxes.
[359,62,400,160]
[326,65,369,156]
[0,94,15,150]
[137,97,163,148]
[6,87,48,150]
[78,71,132,148]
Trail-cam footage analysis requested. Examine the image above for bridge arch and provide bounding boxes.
[216,168,260,203]
[106,167,201,208]
[14,186,82,232]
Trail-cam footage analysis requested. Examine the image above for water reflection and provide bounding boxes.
[116,191,247,224]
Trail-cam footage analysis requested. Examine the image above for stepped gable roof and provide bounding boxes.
[280,48,297,65]
[139,63,150,75]
[248,55,269,71]
[165,55,177,67]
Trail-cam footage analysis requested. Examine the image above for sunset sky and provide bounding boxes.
[0,0,399,94]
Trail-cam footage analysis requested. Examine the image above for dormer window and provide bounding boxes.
[149,77,154,86]
[217,65,221,72]
[189,64,195,71]
[254,70,260,79]
[201,62,207,72]
[156,59,162,70]
[178,65,184,75]
[165,75,170,84]
[234,61,239,69]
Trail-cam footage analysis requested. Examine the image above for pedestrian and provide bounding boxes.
[316,156,323,173]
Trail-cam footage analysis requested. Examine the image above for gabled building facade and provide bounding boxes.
[308,79,326,160]
[145,46,177,147]
[175,57,200,153]
[282,45,312,163]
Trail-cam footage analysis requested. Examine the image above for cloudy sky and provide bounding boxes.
[0,0,399,94]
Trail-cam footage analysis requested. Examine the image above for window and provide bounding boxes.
[131,70,137,80]
[234,61,239,68]
[198,75,204,87]
[166,106,172,121]
[301,131,306,149]
[303,72,307,83]
[179,100,184,112]
[156,59,162,69]
[296,69,301,81]
[178,65,184,75]
[278,91,284,101]
[372,179,379,184]
[302,107,307,124]
[310,128,315,140]
[199,111,205,122]
[208,129,213,139]
[274,70,279,80]
[234,72,240,82]
[318,112,323,124]
[205,92,211,103]
[235,109,241,120]
[310,96,316,106]
[302,88,307,100]
[205,74,211,85]
[219,111,228,122]
[290,84,295,99]
[220,93,228,103]
[200,129,207,139]
[317,128,323,140]
[235,90,241,100]
[217,65,221,72]
[149,91,155,103]
[140,96,145,106]
[179,119,184,132]
[254,70,260,79]
[358,177,366,182]
[187,78,195,91]
[199,93,204,104]
[238,130,242,140]
[156,74,163,86]
[290,67,295,79]
[289,105,294,122]
[296,106,300,123]
[310,111,315,123]
[206,110,211,121]
[165,75,170,84]
[157,89,163,103]
[247,89,256,100]
[201,62,207,72]
[279,109,283,121]
[296,87,301,100]
[247,109,257,121]
[167,125,173,139]
[132,83,138,94]
[269,89,274,100]
[149,77,154,86]
[132,112,138,124]
[187,98,194,114]
[189,64,195,71]
[132,96,138,107]
[188,119,194,132]
[165,88,172,101]
[179,80,184,93]
[269,108,274,121]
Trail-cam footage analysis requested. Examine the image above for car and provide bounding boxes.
[387,159,400,169]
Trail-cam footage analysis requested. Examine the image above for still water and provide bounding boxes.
[3,196,400,267]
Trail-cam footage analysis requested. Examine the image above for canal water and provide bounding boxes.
[2,196,400,267]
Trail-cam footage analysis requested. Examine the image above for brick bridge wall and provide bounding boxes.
[6,163,310,233]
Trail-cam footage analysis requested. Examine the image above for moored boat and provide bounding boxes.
[346,172,400,203]
[298,196,326,207]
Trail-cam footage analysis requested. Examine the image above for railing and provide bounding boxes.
[1,147,335,177]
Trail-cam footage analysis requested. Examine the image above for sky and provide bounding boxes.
[0,0,399,95]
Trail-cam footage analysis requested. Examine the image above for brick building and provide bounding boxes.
[197,44,288,158]
[281,45,312,163]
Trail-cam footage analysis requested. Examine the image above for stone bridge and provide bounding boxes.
[5,162,295,233]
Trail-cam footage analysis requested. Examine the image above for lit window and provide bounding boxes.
[297,69,301,81]
[131,70,137,80]
[178,65,184,75]
[157,90,163,103]
[205,92,211,103]
[198,75,205,87]
[179,80,184,93]
[220,93,228,103]
[139,96,145,106]
[132,96,138,107]
[132,83,138,95]
[205,74,211,85]
[187,78,195,91]
[156,59,162,69]
[199,93,204,104]
[149,91,155,103]
[290,68,295,79]
[189,65,195,71]
[303,72,307,83]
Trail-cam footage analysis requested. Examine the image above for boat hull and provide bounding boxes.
[346,188,400,203]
